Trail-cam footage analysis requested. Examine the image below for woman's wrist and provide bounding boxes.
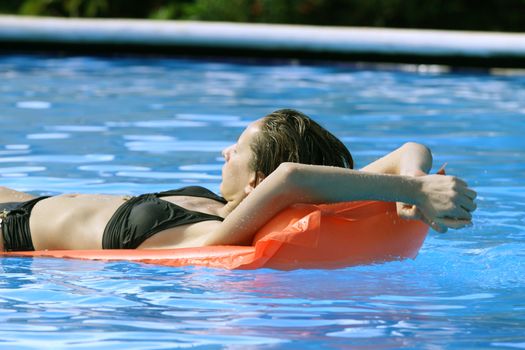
[399,166,428,205]
[396,175,424,206]
[369,173,423,206]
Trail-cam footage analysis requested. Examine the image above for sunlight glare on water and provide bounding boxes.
[0,56,524,349]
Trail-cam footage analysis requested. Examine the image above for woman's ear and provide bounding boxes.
[244,171,266,195]
[244,184,254,195]
[255,171,266,186]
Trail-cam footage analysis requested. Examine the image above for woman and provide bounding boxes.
[0,109,476,252]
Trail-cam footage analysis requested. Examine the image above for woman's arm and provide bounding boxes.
[205,162,476,245]
[360,142,432,176]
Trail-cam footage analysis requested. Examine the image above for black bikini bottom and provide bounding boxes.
[1,196,50,252]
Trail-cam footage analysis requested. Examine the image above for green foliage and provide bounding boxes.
[17,0,108,17]
[0,0,23,14]
[1,0,525,32]
[149,0,195,20]
[183,0,254,22]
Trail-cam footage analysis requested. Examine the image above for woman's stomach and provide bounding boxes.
[30,194,129,250]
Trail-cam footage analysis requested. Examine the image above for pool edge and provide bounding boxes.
[1,15,525,68]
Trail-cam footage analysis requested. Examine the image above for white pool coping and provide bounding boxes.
[1,15,525,62]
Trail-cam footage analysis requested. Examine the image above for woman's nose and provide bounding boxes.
[222,145,233,161]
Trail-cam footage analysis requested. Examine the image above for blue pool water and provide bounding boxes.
[0,55,524,349]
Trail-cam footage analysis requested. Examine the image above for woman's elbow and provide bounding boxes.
[402,142,431,154]
[403,142,432,159]
[275,162,299,177]
[274,162,302,193]
[402,142,433,170]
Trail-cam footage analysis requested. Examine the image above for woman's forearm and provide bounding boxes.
[287,163,422,205]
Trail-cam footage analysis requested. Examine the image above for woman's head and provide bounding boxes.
[250,109,353,184]
[220,109,353,200]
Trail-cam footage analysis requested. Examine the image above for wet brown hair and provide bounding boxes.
[250,109,353,183]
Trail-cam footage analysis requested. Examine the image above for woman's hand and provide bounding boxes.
[401,173,477,233]
[417,173,476,223]
[396,202,448,232]
[396,166,476,233]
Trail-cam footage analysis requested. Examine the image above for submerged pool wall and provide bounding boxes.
[1,15,525,68]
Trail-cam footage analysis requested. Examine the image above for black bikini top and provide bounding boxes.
[102,186,227,249]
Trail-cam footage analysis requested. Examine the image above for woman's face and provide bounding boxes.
[220,120,262,201]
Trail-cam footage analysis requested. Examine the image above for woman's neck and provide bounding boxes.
[218,193,246,218]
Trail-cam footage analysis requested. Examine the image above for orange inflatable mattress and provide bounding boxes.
[3,201,428,270]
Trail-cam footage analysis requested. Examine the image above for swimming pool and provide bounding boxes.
[0,55,523,349]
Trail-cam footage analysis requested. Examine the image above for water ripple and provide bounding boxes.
[16,100,51,109]
[0,154,114,164]
[124,141,229,153]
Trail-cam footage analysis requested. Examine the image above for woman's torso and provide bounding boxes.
[28,190,226,250]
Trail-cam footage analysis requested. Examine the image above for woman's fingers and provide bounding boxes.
[425,217,448,233]
[434,217,472,229]
[396,202,419,220]
[398,189,475,232]
[442,204,472,221]
[452,176,469,188]
[416,209,448,232]
[444,177,477,218]
[449,175,477,198]
[432,222,448,233]
[455,178,477,201]
[443,189,476,219]
[418,204,472,231]
[459,195,477,212]
[463,187,477,200]
[458,206,472,220]
[397,203,445,233]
